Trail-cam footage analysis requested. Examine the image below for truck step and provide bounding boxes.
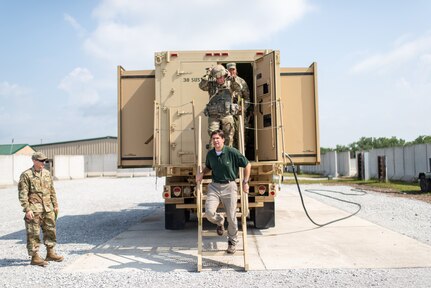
[201,230,243,237]
[176,202,262,209]
[201,212,243,218]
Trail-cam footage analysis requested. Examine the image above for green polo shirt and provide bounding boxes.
[205,146,249,183]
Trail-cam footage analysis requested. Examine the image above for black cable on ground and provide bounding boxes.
[285,154,365,227]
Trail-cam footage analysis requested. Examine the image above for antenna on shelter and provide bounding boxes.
[9,138,14,155]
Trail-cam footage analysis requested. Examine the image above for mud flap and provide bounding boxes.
[252,202,275,229]
[164,204,186,230]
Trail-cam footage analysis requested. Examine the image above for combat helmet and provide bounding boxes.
[211,65,228,78]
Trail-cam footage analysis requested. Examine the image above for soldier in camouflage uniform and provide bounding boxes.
[226,63,251,148]
[18,152,64,266]
[226,63,250,108]
[199,64,241,147]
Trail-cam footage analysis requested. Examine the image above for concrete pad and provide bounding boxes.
[64,190,431,272]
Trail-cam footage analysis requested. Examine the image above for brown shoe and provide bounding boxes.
[216,224,225,236]
[45,248,64,262]
[226,241,236,254]
[31,253,48,266]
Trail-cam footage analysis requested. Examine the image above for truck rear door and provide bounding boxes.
[117,66,155,167]
[255,52,278,161]
[167,61,215,165]
[280,63,320,164]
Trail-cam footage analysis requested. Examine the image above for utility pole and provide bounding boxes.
[9,138,14,154]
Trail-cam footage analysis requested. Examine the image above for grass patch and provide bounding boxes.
[354,180,421,194]
[283,172,325,178]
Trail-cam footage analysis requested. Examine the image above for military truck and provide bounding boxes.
[117,50,319,229]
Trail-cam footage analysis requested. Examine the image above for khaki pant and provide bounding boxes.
[208,115,235,147]
[205,182,238,245]
[24,211,57,256]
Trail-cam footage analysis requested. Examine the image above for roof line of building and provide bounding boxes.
[31,136,117,147]
[0,144,31,155]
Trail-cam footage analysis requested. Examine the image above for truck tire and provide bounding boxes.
[252,202,275,229]
[419,174,431,192]
[164,204,186,230]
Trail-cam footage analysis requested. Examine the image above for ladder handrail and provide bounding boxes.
[191,100,197,163]
[238,113,249,271]
[197,116,203,272]
[153,101,158,167]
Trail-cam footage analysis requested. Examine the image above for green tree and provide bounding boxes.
[320,147,334,154]
[373,136,405,148]
[335,144,349,152]
[408,135,431,145]
[322,135,430,155]
[350,137,374,152]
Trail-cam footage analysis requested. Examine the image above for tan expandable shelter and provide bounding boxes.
[118,50,319,168]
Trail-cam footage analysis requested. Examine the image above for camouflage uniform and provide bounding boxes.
[18,166,59,256]
[231,76,250,109]
[199,65,241,147]
[231,75,251,147]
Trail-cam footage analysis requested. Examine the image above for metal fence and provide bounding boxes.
[299,143,431,181]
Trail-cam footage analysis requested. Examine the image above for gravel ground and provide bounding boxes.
[1,177,430,288]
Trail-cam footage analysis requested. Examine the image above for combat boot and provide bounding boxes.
[45,248,64,262]
[31,253,48,267]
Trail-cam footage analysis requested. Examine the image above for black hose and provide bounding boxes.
[285,153,365,227]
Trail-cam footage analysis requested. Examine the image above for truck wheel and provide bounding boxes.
[252,202,275,229]
[164,204,186,230]
[419,175,431,192]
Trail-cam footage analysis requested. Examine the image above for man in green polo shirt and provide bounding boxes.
[196,130,251,254]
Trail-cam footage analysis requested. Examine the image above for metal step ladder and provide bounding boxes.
[196,115,249,272]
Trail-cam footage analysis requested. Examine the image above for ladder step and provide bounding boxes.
[201,212,243,218]
[201,230,219,237]
[201,250,244,256]
[177,202,258,209]
[201,230,243,237]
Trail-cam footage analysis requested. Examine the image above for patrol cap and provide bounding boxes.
[32,151,47,161]
[226,63,236,70]
[211,65,228,78]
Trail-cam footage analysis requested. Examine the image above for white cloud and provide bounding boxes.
[58,67,99,106]
[82,0,313,68]
[64,13,87,37]
[396,77,410,89]
[0,81,29,98]
[420,53,431,64]
[351,33,431,74]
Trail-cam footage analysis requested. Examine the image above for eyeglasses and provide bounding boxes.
[36,159,47,163]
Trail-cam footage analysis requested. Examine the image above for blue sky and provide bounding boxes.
[1,0,430,148]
